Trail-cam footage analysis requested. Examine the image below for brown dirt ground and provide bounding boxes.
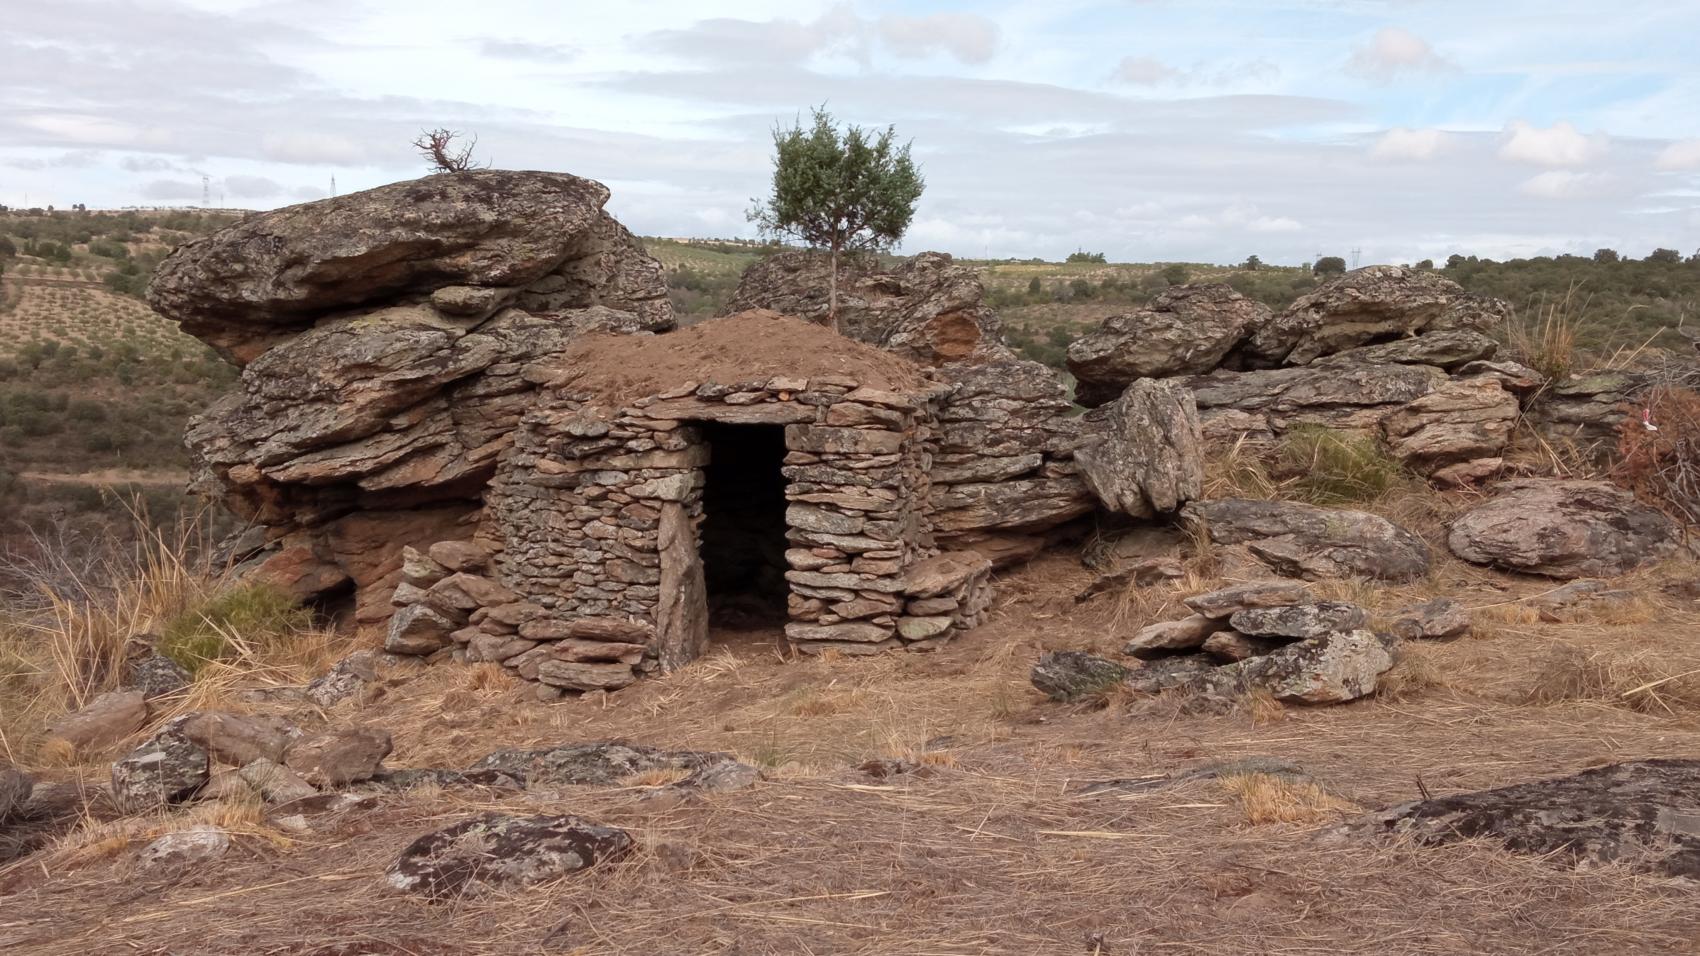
[5,519,1700,954]
[551,309,929,405]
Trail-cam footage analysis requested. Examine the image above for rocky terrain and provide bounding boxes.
[2,172,1699,955]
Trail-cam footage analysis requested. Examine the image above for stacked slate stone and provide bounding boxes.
[1117,581,1400,704]
[928,360,1095,563]
[896,552,995,649]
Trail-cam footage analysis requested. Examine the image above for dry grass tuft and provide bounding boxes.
[1218,772,1357,825]
[1376,647,1447,701]
[1524,644,1700,715]
[0,512,345,765]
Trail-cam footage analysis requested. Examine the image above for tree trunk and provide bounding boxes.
[827,240,840,334]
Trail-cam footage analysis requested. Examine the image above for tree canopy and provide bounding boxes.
[749,106,925,326]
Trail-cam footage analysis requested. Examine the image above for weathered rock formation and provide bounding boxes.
[1448,479,1679,578]
[151,171,676,623]
[388,813,633,899]
[1067,284,1271,405]
[1069,267,1536,486]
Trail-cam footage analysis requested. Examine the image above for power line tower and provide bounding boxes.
[330,175,337,198]
[201,175,211,208]
[1350,246,1363,270]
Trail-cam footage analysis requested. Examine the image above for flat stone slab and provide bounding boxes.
[1342,759,1700,879]
[387,813,633,899]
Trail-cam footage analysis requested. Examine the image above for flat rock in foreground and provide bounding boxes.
[388,813,633,898]
[1342,759,1700,880]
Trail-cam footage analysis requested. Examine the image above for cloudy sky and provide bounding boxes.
[4,0,1698,265]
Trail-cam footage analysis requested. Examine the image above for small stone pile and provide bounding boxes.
[1034,581,1409,706]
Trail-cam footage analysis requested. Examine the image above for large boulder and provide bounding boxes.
[1075,379,1202,518]
[1244,266,1510,366]
[1343,759,1700,879]
[1448,479,1679,578]
[149,170,623,359]
[1184,498,1431,581]
[387,813,633,899]
[282,727,393,787]
[724,250,1010,366]
[1067,284,1271,406]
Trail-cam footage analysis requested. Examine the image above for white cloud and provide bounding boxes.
[260,131,368,166]
[1518,170,1608,199]
[1499,121,1605,166]
[224,174,284,199]
[140,178,203,201]
[877,13,999,64]
[1347,27,1452,81]
[1656,139,1700,171]
[1371,128,1451,161]
[1115,56,1185,86]
[1174,203,1303,234]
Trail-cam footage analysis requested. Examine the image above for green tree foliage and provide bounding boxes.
[1313,256,1347,276]
[1161,263,1191,285]
[749,106,925,328]
[1646,248,1683,264]
[1594,248,1621,264]
[1242,255,1262,271]
[1066,250,1107,263]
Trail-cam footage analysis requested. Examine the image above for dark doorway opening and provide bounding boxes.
[698,422,790,628]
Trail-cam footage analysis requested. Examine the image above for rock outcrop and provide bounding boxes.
[1067,284,1271,405]
[1068,266,1529,487]
[151,171,675,622]
[724,250,1010,366]
[1344,759,1700,879]
[1448,479,1679,578]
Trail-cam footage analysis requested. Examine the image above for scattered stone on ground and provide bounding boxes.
[124,652,193,701]
[1030,651,1131,702]
[1341,759,1700,879]
[1232,630,1396,704]
[1074,557,1186,602]
[46,690,148,754]
[1183,580,1315,618]
[282,727,393,787]
[1184,498,1431,582]
[137,826,231,870]
[1124,614,1223,656]
[1448,479,1680,578]
[238,758,320,804]
[178,712,300,766]
[1229,601,1369,639]
[110,725,210,811]
[1521,579,1636,620]
[471,742,735,786]
[387,813,634,899]
[364,768,527,792]
[1391,598,1472,640]
[1070,756,1311,796]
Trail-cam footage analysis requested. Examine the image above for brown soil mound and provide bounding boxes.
[548,309,928,404]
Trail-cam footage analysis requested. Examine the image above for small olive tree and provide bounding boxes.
[749,106,924,330]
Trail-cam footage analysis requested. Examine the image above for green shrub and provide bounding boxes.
[1275,425,1402,504]
[157,583,313,674]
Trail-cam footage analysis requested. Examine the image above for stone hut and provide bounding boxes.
[386,311,996,695]
[148,171,1200,697]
